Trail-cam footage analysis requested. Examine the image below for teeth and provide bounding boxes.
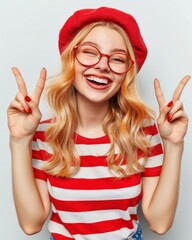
[87,76,108,85]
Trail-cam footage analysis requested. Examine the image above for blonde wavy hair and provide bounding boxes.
[44,21,155,178]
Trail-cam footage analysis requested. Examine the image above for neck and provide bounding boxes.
[76,95,109,138]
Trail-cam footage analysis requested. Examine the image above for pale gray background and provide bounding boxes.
[1,0,192,239]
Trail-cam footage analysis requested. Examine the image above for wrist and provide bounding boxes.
[10,136,33,165]
[10,135,33,146]
[162,140,184,152]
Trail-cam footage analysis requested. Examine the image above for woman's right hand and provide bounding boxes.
[7,67,46,140]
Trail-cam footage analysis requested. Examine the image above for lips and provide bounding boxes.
[85,74,112,86]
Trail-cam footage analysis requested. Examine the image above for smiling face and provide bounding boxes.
[73,25,128,106]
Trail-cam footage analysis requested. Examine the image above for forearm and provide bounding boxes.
[143,142,183,234]
[10,137,48,234]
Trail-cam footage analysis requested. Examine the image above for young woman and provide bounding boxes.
[7,7,189,240]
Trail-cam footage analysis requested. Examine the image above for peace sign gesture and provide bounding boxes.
[154,75,190,144]
[7,67,46,140]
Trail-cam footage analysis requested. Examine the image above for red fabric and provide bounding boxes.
[32,120,163,239]
[58,6,147,71]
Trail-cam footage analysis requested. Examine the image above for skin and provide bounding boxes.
[142,77,190,233]
[7,26,190,235]
[73,26,127,137]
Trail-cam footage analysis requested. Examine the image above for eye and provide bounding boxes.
[81,46,98,57]
[110,54,128,64]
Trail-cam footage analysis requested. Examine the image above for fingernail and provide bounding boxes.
[25,95,31,102]
[167,113,171,122]
[28,107,32,113]
[167,101,173,107]
[23,108,28,113]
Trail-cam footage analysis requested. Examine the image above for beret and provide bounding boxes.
[58,7,148,71]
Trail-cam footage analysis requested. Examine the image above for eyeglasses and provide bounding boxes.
[73,44,134,74]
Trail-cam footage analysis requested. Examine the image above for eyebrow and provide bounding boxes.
[81,41,128,54]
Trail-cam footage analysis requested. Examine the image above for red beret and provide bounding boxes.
[58,7,147,71]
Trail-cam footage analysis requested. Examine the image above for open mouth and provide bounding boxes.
[86,76,109,85]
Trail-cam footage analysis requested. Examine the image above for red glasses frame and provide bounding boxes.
[73,44,134,74]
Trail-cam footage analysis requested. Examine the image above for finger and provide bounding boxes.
[172,75,191,101]
[15,92,31,112]
[157,101,174,124]
[168,100,183,116]
[167,100,185,122]
[23,96,42,120]
[168,110,188,122]
[32,68,47,104]
[11,67,28,95]
[154,78,166,110]
[8,100,26,113]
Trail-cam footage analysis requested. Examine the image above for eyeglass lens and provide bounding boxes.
[75,45,133,74]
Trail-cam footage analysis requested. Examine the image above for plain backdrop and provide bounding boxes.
[1,0,192,239]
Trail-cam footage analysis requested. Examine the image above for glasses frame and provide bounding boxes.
[73,44,134,75]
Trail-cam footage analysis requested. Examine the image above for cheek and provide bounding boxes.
[116,76,125,87]
[112,76,125,95]
[73,65,83,85]
[74,59,86,72]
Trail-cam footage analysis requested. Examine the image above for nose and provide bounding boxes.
[94,55,110,73]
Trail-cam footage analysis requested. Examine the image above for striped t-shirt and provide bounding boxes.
[32,120,163,240]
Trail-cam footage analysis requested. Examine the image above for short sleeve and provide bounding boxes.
[32,120,52,181]
[142,122,164,177]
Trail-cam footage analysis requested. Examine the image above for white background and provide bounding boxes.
[1,0,192,239]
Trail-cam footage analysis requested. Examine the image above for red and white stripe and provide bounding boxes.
[32,120,163,240]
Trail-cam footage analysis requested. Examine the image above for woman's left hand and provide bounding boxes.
[154,75,190,144]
